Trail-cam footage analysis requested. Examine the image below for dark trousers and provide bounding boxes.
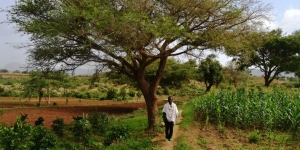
[164,121,174,140]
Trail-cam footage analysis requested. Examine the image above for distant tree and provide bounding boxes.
[7,0,271,129]
[22,70,69,104]
[198,54,223,92]
[146,58,197,88]
[236,29,300,87]
[0,69,8,73]
[223,61,247,88]
[13,70,21,73]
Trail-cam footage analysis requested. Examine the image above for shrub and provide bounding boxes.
[35,116,44,126]
[88,112,109,135]
[104,124,130,146]
[29,125,58,149]
[119,87,127,100]
[128,90,136,98]
[106,88,118,100]
[0,86,4,93]
[36,102,41,107]
[0,118,32,149]
[51,117,65,138]
[248,129,261,144]
[70,115,91,143]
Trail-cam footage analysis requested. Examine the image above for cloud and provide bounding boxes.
[277,8,300,34]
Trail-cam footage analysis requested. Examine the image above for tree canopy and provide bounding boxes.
[198,54,223,92]
[7,0,271,129]
[236,29,300,87]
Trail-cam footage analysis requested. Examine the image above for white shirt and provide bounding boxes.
[162,102,179,122]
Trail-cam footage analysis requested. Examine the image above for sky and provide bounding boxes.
[1,0,300,68]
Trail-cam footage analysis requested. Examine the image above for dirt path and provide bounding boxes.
[152,110,183,150]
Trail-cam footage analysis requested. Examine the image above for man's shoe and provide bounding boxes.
[165,139,168,141]
[169,139,172,141]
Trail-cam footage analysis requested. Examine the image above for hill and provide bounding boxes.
[2,62,27,72]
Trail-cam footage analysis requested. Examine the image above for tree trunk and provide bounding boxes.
[38,90,43,104]
[135,57,167,130]
[144,93,158,129]
[137,78,159,130]
[47,87,50,105]
[206,83,213,92]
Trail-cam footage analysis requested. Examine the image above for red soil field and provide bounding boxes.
[0,97,165,128]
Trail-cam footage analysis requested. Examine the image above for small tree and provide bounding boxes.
[198,54,224,92]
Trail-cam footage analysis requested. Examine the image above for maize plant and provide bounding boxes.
[194,88,300,138]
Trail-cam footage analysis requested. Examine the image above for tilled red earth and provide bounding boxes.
[0,97,164,128]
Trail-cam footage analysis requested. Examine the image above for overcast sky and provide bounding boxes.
[1,0,300,68]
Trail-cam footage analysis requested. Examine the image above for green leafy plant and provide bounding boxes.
[198,137,207,148]
[248,129,261,144]
[88,112,109,135]
[0,118,32,149]
[30,125,58,149]
[70,115,91,146]
[104,124,130,146]
[51,117,65,138]
[106,88,118,100]
[35,116,44,126]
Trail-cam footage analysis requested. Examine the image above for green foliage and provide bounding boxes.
[194,88,300,138]
[180,100,195,129]
[7,0,270,129]
[53,101,58,106]
[136,91,142,98]
[146,58,197,88]
[0,69,8,73]
[51,117,65,138]
[0,118,32,149]
[35,116,44,126]
[197,54,224,92]
[237,29,300,87]
[119,87,127,100]
[0,86,4,93]
[248,129,261,144]
[104,124,130,146]
[128,89,136,98]
[105,137,153,150]
[30,125,58,149]
[70,115,91,142]
[106,88,118,100]
[88,112,109,135]
[174,136,194,150]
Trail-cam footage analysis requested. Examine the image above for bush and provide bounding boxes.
[51,117,65,138]
[128,90,136,98]
[104,124,130,146]
[70,115,91,143]
[106,88,118,100]
[35,116,44,126]
[88,112,109,135]
[119,87,127,100]
[0,86,4,93]
[0,118,32,149]
[30,126,58,149]
[248,129,261,144]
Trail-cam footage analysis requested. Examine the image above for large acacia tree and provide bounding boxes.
[7,0,270,129]
[236,29,300,87]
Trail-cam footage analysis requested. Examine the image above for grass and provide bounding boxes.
[179,99,195,130]
[104,108,159,150]
[174,136,194,150]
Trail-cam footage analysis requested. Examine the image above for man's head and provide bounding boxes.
[168,96,173,104]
